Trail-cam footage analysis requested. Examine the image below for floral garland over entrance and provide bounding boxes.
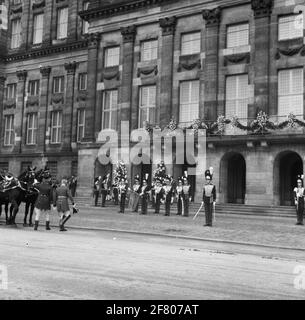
[143,112,305,136]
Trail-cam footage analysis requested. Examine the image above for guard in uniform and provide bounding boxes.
[53,179,77,231]
[33,173,53,231]
[154,178,163,214]
[176,178,184,216]
[201,168,216,227]
[162,176,174,216]
[294,176,304,226]
[93,176,101,206]
[118,178,128,213]
[101,173,111,207]
[140,176,150,215]
[182,174,191,217]
[129,175,141,212]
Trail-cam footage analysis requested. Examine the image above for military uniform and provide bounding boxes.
[118,181,128,213]
[294,182,304,225]
[129,178,141,212]
[202,172,216,227]
[163,179,174,216]
[140,182,150,215]
[154,182,163,214]
[182,179,191,217]
[176,181,184,216]
[101,175,110,207]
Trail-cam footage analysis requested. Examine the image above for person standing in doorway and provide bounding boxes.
[93,176,101,206]
[101,173,110,207]
[294,176,304,226]
[162,176,174,216]
[154,178,163,214]
[140,176,150,215]
[118,178,128,213]
[182,174,191,217]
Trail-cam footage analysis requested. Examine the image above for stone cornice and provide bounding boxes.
[32,0,46,10]
[17,70,27,81]
[251,0,273,18]
[121,25,137,43]
[0,76,6,85]
[10,3,23,15]
[79,0,176,21]
[202,7,221,26]
[86,33,101,49]
[5,40,88,63]
[159,16,177,36]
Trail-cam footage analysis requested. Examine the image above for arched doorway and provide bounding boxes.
[94,159,112,181]
[275,152,303,206]
[131,154,152,185]
[220,152,246,204]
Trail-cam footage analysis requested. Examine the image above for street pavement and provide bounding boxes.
[1,203,305,249]
[0,227,305,300]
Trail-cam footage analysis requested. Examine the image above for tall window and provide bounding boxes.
[6,83,17,99]
[179,80,199,125]
[105,47,120,67]
[181,32,201,56]
[226,23,249,48]
[26,113,38,145]
[140,40,158,61]
[78,73,87,91]
[33,13,44,44]
[225,74,248,126]
[278,68,303,118]
[102,90,118,130]
[51,111,62,143]
[28,80,40,96]
[53,76,64,93]
[139,86,156,127]
[57,7,68,39]
[4,115,14,146]
[11,18,21,49]
[82,1,89,34]
[77,109,85,142]
[278,14,303,41]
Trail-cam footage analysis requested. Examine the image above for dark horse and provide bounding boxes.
[0,172,24,226]
[18,167,40,227]
[0,173,9,224]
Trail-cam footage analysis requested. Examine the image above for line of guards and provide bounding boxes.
[93,168,217,227]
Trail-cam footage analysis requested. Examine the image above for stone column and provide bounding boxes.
[42,0,53,46]
[38,66,51,153]
[120,25,136,124]
[83,32,101,143]
[251,0,273,117]
[202,8,221,122]
[159,17,176,127]
[15,70,27,154]
[62,61,78,152]
[0,76,6,146]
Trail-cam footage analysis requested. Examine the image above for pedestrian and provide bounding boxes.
[53,179,77,232]
[101,173,111,207]
[176,178,184,216]
[294,176,304,226]
[140,176,150,215]
[112,183,119,205]
[93,176,101,206]
[33,172,53,231]
[69,175,77,197]
[201,168,216,227]
[182,174,191,217]
[162,176,174,216]
[154,178,163,214]
[118,178,128,213]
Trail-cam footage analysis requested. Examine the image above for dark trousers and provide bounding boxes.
[296,198,304,224]
[141,196,148,215]
[183,195,189,217]
[120,193,126,213]
[101,190,107,207]
[204,202,213,226]
[93,191,99,206]
[155,195,161,213]
[113,189,119,205]
[165,200,171,216]
[177,196,183,215]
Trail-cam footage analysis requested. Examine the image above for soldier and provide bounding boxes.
[118,178,128,213]
[53,179,77,232]
[140,175,150,215]
[101,173,111,207]
[154,178,163,214]
[201,168,216,227]
[129,175,141,212]
[33,173,53,231]
[162,175,174,216]
[182,174,191,217]
[69,175,77,197]
[93,176,101,206]
[176,178,184,216]
[294,176,304,226]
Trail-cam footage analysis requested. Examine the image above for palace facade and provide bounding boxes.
[1,0,305,206]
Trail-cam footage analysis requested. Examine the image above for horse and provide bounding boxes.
[0,172,24,226]
[18,167,39,227]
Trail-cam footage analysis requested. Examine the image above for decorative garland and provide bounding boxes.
[143,111,305,136]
